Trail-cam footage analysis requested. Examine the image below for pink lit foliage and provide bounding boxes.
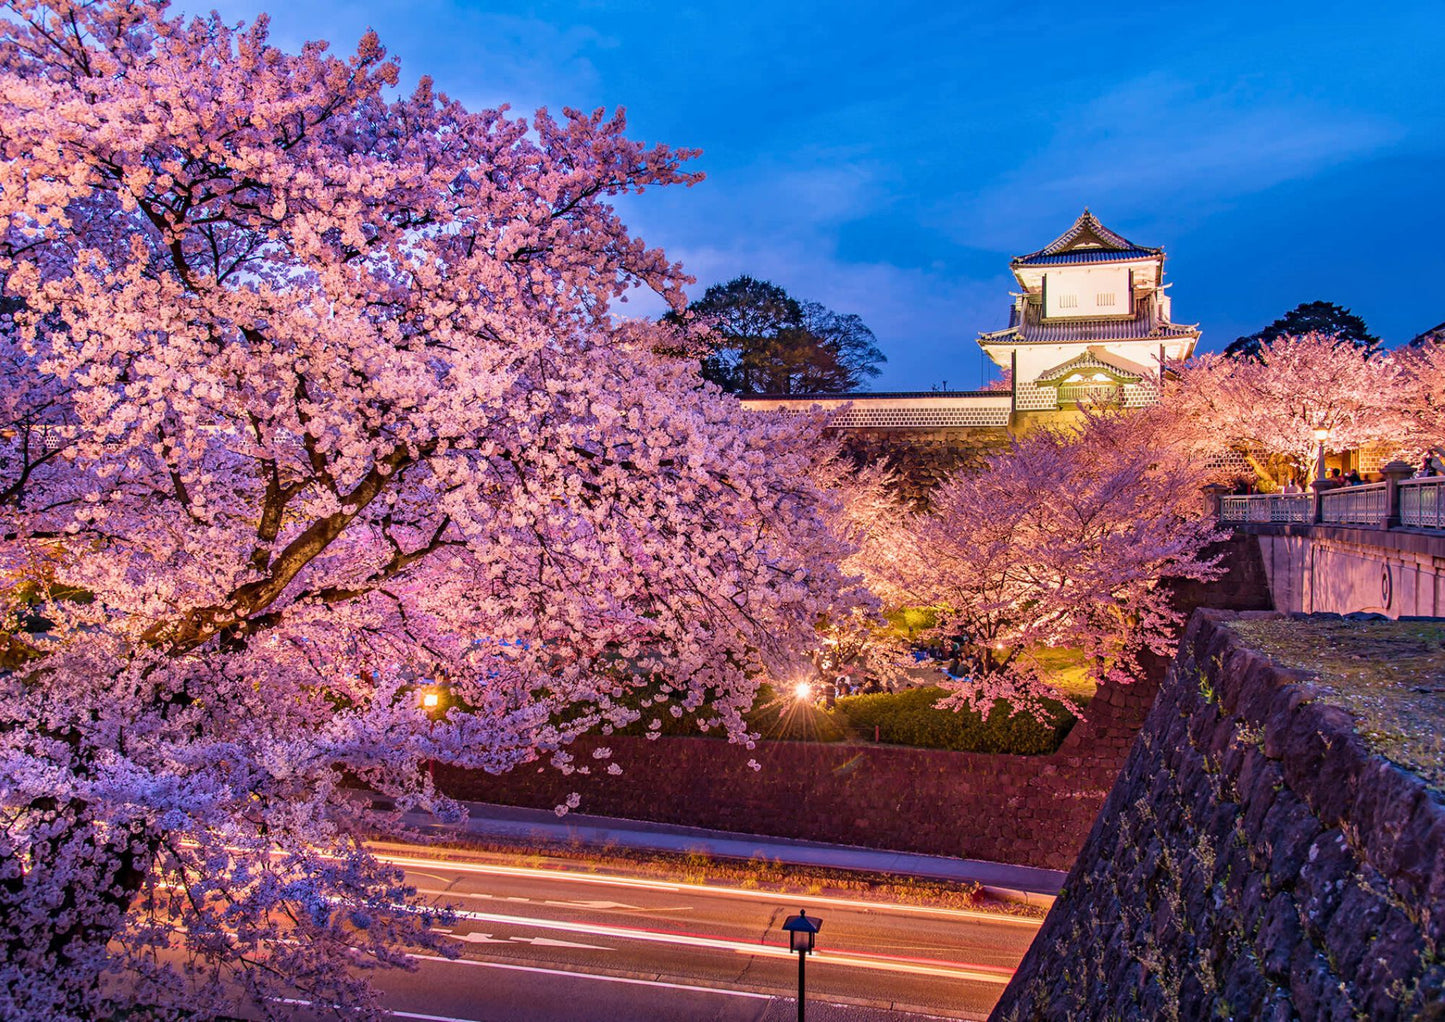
[1168,333,1411,481]
[807,457,914,689]
[1396,340,1445,458]
[892,412,1224,720]
[0,2,862,1018]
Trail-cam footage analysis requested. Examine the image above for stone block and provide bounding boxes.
[1263,789,1324,887]
[1322,880,1388,980]
[1353,905,1423,1022]
[1297,830,1354,940]
[1262,684,1313,759]
[1243,758,1284,835]
[1256,891,1301,981]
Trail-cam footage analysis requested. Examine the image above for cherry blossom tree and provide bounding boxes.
[1166,333,1411,483]
[885,412,1223,719]
[806,457,914,690]
[1396,340,1445,461]
[0,2,864,1018]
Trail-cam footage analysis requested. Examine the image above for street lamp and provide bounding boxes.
[1313,425,1330,484]
[418,684,446,786]
[781,909,821,1022]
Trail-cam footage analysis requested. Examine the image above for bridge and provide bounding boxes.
[1214,464,1445,617]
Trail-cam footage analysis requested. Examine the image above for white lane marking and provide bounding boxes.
[436,907,1014,985]
[444,930,616,951]
[375,850,1045,927]
[525,936,614,950]
[543,899,645,911]
[407,953,774,1000]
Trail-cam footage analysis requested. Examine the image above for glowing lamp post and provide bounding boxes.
[1312,425,1330,484]
[419,685,445,785]
[781,909,821,1021]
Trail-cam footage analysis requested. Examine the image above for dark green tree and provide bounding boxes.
[1224,301,1380,360]
[686,275,885,394]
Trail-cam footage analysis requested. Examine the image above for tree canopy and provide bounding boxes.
[858,412,1222,719]
[1168,333,1416,483]
[0,2,865,1017]
[687,275,886,394]
[1224,301,1380,360]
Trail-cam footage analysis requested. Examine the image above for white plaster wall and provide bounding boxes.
[1044,267,1130,319]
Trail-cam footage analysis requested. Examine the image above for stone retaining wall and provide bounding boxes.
[436,536,1272,871]
[435,679,1146,870]
[989,610,1445,1021]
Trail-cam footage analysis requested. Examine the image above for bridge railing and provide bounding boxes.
[1401,477,1445,530]
[1320,482,1389,526]
[1220,493,1312,524]
[1218,475,1445,533]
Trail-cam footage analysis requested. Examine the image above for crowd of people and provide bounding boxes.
[1233,451,1440,495]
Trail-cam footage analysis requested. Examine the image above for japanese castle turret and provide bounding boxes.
[980,209,1199,419]
[739,210,1199,436]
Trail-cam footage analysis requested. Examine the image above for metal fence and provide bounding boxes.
[1219,493,1313,524]
[1220,479,1445,533]
[1401,478,1445,530]
[1319,483,1389,526]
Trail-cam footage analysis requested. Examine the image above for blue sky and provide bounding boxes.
[205,0,1445,390]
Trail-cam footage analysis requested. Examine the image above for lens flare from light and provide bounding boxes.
[792,682,812,701]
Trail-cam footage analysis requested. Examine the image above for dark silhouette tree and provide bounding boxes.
[687,275,885,394]
[1224,301,1380,360]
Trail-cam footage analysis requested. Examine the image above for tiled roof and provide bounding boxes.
[979,295,1198,346]
[1012,209,1162,267]
[1016,248,1159,266]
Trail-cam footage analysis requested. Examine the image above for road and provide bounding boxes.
[323,848,1042,1022]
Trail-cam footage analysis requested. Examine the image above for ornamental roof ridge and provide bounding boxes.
[977,295,1201,345]
[1011,209,1163,266]
[1034,348,1147,383]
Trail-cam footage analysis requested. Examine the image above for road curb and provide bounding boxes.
[362,796,1061,911]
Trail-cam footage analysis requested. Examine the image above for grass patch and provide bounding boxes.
[1031,646,1096,703]
[364,835,1046,918]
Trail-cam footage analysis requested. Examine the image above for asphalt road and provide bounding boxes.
[320,848,1043,1022]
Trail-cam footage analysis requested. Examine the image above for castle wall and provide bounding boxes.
[989,610,1445,1022]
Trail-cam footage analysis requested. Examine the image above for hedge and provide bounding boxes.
[835,686,1076,755]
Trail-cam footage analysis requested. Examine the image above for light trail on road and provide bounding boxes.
[373,849,1046,927]
[429,904,1017,985]
[349,844,1041,1019]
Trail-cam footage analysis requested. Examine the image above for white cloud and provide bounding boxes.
[953,72,1403,248]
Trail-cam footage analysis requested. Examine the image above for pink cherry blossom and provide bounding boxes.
[0,3,864,1017]
[871,411,1225,721]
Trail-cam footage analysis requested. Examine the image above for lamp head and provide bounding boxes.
[781,909,821,953]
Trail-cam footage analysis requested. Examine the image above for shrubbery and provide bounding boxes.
[836,686,1076,755]
[608,682,1075,754]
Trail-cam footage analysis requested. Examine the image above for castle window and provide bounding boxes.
[1058,294,1078,308]
[1096,292,1116,307]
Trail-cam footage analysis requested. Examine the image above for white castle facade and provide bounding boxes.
[740,210,1200,435]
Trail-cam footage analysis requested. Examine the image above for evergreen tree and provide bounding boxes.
[1224,301,1380,360]
[688,276,885,394]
